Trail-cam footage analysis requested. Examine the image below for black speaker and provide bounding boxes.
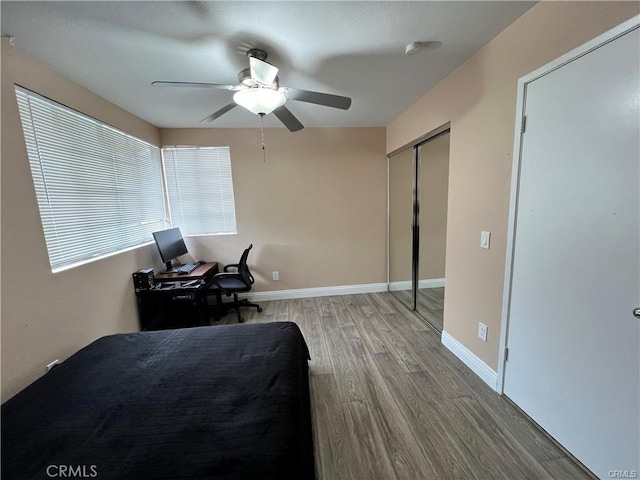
[132,268,155,291]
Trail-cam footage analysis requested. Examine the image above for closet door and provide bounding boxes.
[504,25,639,477]
[416,133,449,330]
[388,148,415,310]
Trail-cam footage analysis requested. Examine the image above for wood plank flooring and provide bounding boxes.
[213,292,592,480]
[390,287,445,331]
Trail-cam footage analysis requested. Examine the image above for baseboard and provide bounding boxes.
[441,331,499,391]
[241,282,389,302]
[388,278,445,291]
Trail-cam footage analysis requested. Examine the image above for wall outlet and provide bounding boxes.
[272,271,279,281]
[478,322,488,342]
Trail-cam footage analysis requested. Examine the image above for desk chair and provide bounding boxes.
[209,244,262,323]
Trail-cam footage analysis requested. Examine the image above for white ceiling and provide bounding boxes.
[1,1,536,130]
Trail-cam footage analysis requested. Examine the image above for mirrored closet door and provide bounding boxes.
[388,147,416,311]
[388,129,450,331]
[416,133,449,330]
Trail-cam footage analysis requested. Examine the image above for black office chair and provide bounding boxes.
[209,244,262,323]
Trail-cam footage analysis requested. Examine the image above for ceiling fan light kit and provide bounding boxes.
[233,88,286,115]
[152,48,351,132]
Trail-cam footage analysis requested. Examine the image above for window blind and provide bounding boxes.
[161,146,237,236]
[15,86,166,272]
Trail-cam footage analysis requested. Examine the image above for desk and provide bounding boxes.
[135,263,218,331]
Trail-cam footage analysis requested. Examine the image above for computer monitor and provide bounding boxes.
[152,227,188,273]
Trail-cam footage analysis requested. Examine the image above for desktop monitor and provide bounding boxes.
[152,227,188,273]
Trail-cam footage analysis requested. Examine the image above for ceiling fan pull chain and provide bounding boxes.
[259,113,266,162]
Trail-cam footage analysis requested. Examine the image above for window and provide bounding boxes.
[161,146,237,236]
[15,86,166,272]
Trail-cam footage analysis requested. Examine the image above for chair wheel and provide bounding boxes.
[257,307,263,313]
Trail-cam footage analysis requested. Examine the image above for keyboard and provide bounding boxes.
[176,261,203,275]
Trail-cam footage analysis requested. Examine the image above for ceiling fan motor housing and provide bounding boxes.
[237,68,279,88]
[246,48,268,61]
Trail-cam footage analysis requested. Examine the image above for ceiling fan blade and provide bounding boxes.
[249,57,279,85]
[152,81,235,90]
[273,106,304,132]
[284,88,351,110]
[200,103,237,123]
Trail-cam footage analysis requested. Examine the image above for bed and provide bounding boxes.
[1,322,315,480]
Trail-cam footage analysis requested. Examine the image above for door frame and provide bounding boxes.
[496,14,640,394]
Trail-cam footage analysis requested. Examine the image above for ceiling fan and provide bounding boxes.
[152,49,352,132]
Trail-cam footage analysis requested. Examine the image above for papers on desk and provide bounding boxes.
[153,280,201,290]
[153,283,178,290]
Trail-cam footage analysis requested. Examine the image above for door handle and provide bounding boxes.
[634,308,640,319]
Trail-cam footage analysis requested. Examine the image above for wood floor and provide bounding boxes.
[214,292,592,480]
[390,287,445,331]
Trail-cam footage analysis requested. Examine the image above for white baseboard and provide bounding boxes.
[388,278,445,291]
[242,282,388,302]
[441,330,499,391]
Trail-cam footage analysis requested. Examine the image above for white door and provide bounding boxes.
[504,24,640,479]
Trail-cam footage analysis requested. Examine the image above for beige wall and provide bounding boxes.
[387,1,639,370]
[1,41,162,401]
[160,128,387,291]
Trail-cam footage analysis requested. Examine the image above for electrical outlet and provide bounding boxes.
[478,323,488,342]
[272,271,279,281]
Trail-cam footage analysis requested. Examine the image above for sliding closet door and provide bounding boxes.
[416,133,449,330]
[388,129,450,325]
[388,148,415,309]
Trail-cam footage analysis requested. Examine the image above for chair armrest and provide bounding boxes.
[212,272,240,282]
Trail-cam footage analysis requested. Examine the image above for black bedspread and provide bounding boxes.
[2,322,315,480]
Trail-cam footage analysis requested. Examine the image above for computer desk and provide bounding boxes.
[135,262,221,331]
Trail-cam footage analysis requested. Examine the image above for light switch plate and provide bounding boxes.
[480,231,491,249]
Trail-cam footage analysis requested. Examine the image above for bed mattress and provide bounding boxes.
[1,322,315,480]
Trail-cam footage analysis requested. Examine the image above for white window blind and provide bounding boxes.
[161,146,237,236]
[15,86,166,272]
